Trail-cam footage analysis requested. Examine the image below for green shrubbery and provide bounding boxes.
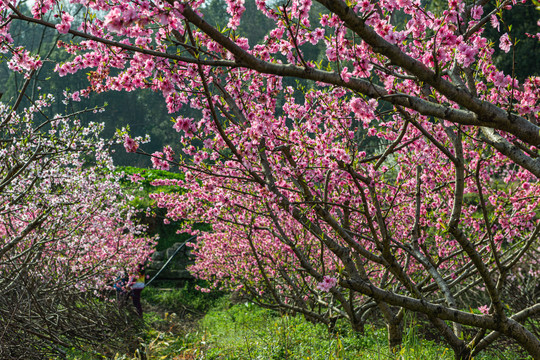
[114,166,185,208]
[114,166,210,251]
[143,282,226,314]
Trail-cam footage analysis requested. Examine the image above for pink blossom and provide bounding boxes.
[130,173,144,183]
[62,12,74,23]
[104,8,124,32]
[499,33,512,53]
[151,152,170,170]
[490,15,500,32]
[478,305,490,315]
[492,71,509,88]
[173,117,194,133]
[55,64,68,77]
[470,5,483,20]
[312,28,325,43]
[457,42,478,67]
[350,97,364,115]
[123,136,139,153]
[55,23,71,34]
[341,67,352,83]
[8,49,43,73]
[163,145,175,161]
[317,276,338,292]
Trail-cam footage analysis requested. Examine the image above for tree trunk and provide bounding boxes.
[453,345,472,360]
[351,318,365,335]
[387,319,403,352]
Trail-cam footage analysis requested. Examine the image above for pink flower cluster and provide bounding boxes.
[316,276,338,292]
[104,7,140,33]
[7,49,42,73]
[0,100,155,292]
[130,173,144,183]
[478,305,490,315]
[151,151,170,170]
[55,11,74,34]
[499,33,512,53]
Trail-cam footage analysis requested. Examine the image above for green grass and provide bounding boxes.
[200,303,355,359]
[198,304,451,360]
[65,288,532,360]
[134,301,530,360]
[143,282,226,314]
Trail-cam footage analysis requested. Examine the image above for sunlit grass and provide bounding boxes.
[66,292,531,360]
[133,302,528,360]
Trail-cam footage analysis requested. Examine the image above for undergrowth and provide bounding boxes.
[154,303,528,360]
[65,286,532,360]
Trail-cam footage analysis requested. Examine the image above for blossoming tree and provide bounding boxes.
[1,0,540,358]
[0,78,155,357]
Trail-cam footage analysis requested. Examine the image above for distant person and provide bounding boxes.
[131,266,145,318]
[114,272,129,307]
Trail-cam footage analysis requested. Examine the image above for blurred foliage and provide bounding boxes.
[485,2,540,81]
[115,166,210,251]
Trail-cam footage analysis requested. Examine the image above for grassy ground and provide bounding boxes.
[66,285,531,360]
[134,304,529,360]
